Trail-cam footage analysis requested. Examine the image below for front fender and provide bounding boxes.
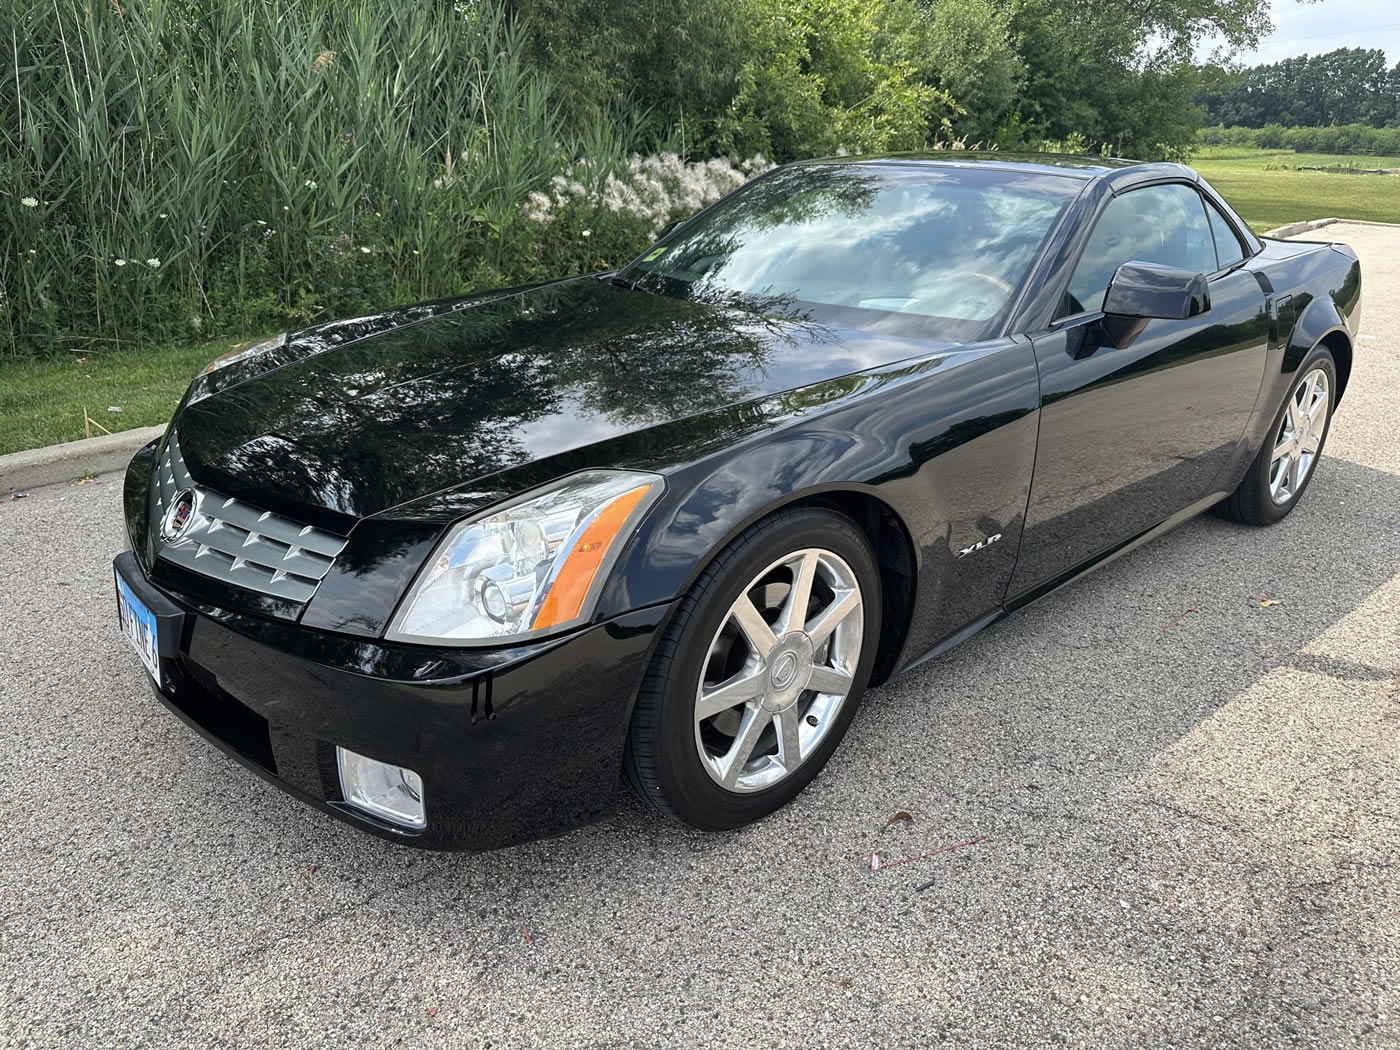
[600,339,1042,671]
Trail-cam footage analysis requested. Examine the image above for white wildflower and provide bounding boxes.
[114,258,127,266]
[581,229,591,237]
[523,190,554,222]
[20,196,38,208]
[304,179,318,189]
[359,246,371,254]
[522,152,773,232]
[146,258,160,269]
[189,314,203,330]
[159,213,168,219]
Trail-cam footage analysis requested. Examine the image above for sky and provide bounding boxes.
[1213,0,1400,65]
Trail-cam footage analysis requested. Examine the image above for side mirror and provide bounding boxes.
[655,218,687,240]
[1103,261,1210,320]
[1087,262,1210,351]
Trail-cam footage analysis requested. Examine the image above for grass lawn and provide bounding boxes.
[0,339,250,457]
[1193,147,1400,232]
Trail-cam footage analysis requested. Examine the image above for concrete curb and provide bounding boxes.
[1264,217,1342,238]
[1,425,164,494]
[1264,217,1400,238]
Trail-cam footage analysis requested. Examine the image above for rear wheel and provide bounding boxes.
[1214,347,1335,526]
[623,507,880,830]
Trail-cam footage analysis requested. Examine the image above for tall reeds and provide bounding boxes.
[1,0,633,356]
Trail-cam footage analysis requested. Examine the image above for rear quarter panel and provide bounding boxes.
[1235,239,1361,468]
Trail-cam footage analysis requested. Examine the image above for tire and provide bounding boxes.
[623,505,881,830]
[1214,345,1337,526]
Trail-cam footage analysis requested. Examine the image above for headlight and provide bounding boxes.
[200,332,288,376]
[386,470,662,644]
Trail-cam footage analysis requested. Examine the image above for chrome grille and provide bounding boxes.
[149,430,348,603]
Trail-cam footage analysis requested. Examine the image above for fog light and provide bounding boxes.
[336,747,426,830]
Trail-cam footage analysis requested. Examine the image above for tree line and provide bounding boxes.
[1198,48,1400,129]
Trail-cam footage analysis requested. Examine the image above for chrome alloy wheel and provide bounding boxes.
[694,548,864,793]
[1270,367,1330,505]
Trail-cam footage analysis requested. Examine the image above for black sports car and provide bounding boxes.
[115,154,1361,849]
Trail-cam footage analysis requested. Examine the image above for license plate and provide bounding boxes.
[115,569,163,687]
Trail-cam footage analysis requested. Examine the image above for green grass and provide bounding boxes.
[1193,147,1400,231]
[0,339,252,457]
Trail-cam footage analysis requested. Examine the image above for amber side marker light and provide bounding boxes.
[531,485,653,631]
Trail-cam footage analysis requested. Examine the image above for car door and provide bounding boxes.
[1008,181,1269,596]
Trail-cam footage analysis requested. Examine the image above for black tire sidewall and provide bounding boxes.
[1251,347,1337,523]
[646,509,881,830]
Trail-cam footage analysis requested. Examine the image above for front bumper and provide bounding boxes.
[113,551,673,850]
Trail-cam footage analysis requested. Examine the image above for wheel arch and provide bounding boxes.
[796,489,917,687]
[636,483,920,689]
[1285,295,1353,404]
[1319,329,1353,404]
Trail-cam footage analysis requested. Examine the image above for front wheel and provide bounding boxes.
[1214,347,1336,526]
[623,506,880,830]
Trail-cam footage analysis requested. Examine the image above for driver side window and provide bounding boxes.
[1061,184,1218,316]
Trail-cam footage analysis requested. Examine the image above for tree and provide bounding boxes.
[504,0,763,147]
[912,0,1024,143]
[1006,0,1276,157]
[508,0,955,161]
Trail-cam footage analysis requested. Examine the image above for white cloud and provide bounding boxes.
[1201,0,1400,64]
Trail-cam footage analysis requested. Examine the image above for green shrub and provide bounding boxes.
[914,0,1024,144]
[511,0,962,162]
[708,0,956,160]
[1196,123,1400,155]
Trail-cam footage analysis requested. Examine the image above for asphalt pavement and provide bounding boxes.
[2,224,1397,1049]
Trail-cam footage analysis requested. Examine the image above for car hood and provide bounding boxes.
[174,277,951,524]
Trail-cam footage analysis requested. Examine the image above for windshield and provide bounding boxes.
[619,162,1079,340]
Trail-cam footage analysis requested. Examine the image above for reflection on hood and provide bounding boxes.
[175,276,957,519]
